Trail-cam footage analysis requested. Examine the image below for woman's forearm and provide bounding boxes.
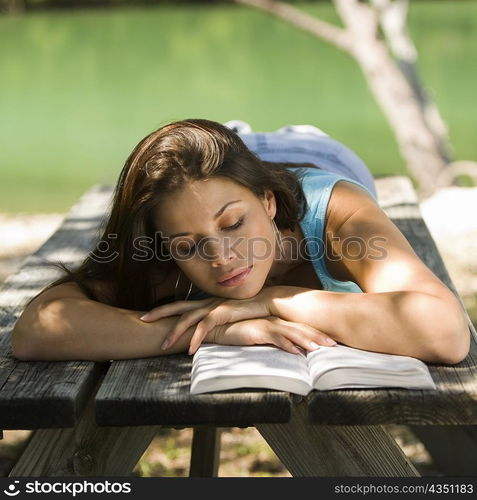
[12,296,213,362]
[268,286,469,363]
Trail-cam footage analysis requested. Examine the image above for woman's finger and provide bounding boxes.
[265,332,302,355]
[189,306,240,354]
[289,322,337,349]
[140,297,216,322]
[187,304,249,355]
[188,317,217,355]
[161,307,214,350]
[267,318,336,351]
[265,322,311,353]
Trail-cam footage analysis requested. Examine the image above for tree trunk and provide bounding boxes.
[335,0,450,197]
[235,0,465,198]
[371,0,453,165]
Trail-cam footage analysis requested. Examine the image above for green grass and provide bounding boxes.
[0,1,475,212]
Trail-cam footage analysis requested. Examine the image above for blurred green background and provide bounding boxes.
[1,0,476,213]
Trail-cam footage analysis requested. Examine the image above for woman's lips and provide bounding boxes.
[217,265,253,287]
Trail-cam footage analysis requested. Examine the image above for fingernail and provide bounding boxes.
[325,337,337,346]
[139,314,148,321]
[291,346,301,354]
[161,339,170,351]
[309,341,320,350]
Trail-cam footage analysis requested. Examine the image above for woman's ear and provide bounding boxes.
[261,189,277,219]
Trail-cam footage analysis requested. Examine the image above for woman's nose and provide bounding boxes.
[202,238,234,265]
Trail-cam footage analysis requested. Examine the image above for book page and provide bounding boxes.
[190,345,312,395]
[306,344,436,391]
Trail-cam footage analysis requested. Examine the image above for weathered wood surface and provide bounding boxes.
[256,400,419,477]
[95,354,292,427]
[189,427,221,477]
[0,185,114,429]
[307,176,477,425]
[10,378,160,477]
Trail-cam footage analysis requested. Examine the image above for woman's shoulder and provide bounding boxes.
[293,167,346,215]
[325,179,381,237]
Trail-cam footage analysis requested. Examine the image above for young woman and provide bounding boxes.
[11,119,469,363]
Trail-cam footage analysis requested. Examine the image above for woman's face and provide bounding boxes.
[153,176,278,299]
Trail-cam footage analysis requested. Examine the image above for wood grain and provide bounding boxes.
[95,353,292,427]
[10,378,159,476]
[256,400,419,476]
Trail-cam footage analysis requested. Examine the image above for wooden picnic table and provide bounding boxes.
[0,176,476,477]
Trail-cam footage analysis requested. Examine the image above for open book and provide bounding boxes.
[190,344,436,396]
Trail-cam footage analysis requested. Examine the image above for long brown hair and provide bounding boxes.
[30,119,319,310]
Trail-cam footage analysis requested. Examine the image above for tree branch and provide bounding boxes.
[333,0,380,45]
[371,0,417,61]
[371,0,453,163]
[234,0,353,53]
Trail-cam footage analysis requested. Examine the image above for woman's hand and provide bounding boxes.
[139,288,277,354]
[211,316,335,354]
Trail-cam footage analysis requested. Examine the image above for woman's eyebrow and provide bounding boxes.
[169,200,242,239]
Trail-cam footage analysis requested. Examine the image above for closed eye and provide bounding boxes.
[176,216,245,255]
[224,216,245,231]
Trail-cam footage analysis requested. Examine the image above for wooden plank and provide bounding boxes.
[95,354,292,427]
[9,378,159,476]
[0,185,114,429]
[189,427,221,477]
[256,400,419,477]
[374,175,419,208]
[0,360,108,430]
[307,389,477,426]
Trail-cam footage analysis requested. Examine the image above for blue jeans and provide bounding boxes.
[224,120,377,199]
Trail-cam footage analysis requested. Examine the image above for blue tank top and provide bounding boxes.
[186,165,377,300]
